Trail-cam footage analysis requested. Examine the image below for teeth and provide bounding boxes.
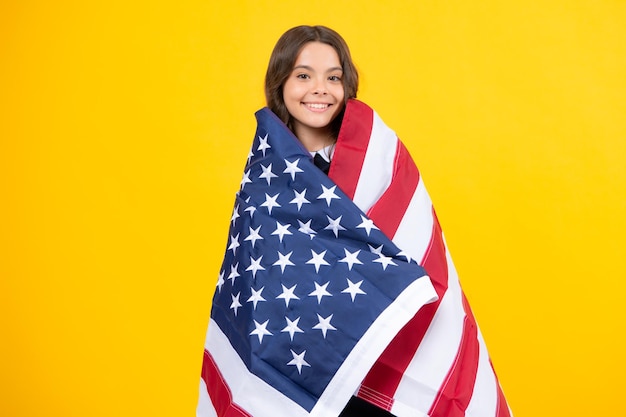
[306,103,329,109]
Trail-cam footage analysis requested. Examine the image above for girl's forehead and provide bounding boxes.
[295,42,341,66]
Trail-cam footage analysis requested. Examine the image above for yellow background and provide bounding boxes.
[2,1,624,416]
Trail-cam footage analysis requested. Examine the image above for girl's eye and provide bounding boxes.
[329,75,342,82]
[296,73,310,79]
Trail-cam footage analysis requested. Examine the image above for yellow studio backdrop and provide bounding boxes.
[1,1,624,416]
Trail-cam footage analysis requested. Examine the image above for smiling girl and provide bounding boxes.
[197,25,511,417]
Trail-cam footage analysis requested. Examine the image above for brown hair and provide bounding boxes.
[264,25,359,138]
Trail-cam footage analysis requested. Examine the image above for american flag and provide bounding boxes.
[197,100,512,417]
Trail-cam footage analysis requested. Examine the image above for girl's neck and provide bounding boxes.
[293,125,335,152]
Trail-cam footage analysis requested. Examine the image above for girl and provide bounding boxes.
[197,26,511,417]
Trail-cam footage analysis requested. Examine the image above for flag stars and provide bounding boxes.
[306,250,330,273]
[246,255,265,278]
[356,215,378,236]
[368,244,384,256]
[317,184,341,206]
[259,164,278,186]
[283,158,304,180]
[342,279,366,301]
[397,250,413,263]
[227,263,240,284]
[228,233,240,255]
[289,189,310,211]
[297,219,317,239]
[339,249,363,271]
[250,320,273,344]
[257,134,271,156]
[281,317,304,341]
[325,215,346,237]
[261,193,281,214]
[247,287,266,310]
[309,282,332,304]
[240,170,252,189]
[231,204,240,225]
[276,284,300,307]
[287,350,311,374]
[230,292,242,316]
[271,221,292,243]
[216,270,225,292]
[244,205,257,218]
[313,314,337,338]
[374,253,398,270]
[244,225,263,248]
[273,251,295,273]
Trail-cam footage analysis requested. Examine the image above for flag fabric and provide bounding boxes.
[197,100,512,417]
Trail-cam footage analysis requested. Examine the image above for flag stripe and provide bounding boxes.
[197,378,219,417]
[366,141,419,239]
[464,333,499,417]
[427,294,479,417]
[330,101,373,200]
[201,350,250,417]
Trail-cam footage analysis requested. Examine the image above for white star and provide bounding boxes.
[257,134,271,156]
[228,233,240,255]
[247,147,254,163]
[342,279,366,301]
[309,282,332,304]
[397,250,413,263]
[306,250,330,273]
[240,170,252,189]
[374,253,398,270]
[317,184,341,206]
[276,284,300,307]
[246,255,265,278]
[247,286,266,310]
[227,263,240,284]
[281,317,304,341]
[338,249,363,270]
[287,350,310,374]
[289,189,310,211]
[216,270,225,292]
[325,215,346,237]
[230,292,242,316]
[313,314,337,338]
[259,163,278,186]
[231,204,240,225]
[261,193,281,214]
[356,215,378,236]
[273,251,295,273]
[244,205,257,218]
[283,158,304,180]
[244,225,263,248]
[271,221,292,243]
[297,219,317,239]
[250,319,273,344]
[368,244,384,256]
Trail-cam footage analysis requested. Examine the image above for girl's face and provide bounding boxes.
[282,42,345,150]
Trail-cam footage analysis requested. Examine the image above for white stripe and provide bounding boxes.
[205,320,309,417]
[391,177,434,262]
[352,111,397,214]
[391,249,466,416]
[465,328,499,417]
[197,378,218,417]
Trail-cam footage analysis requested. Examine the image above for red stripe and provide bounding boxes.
[358,212,449,409]
[366,141,419,239]
[329,99,373,200]
[428,293,479,417]
[201,349,251,417]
